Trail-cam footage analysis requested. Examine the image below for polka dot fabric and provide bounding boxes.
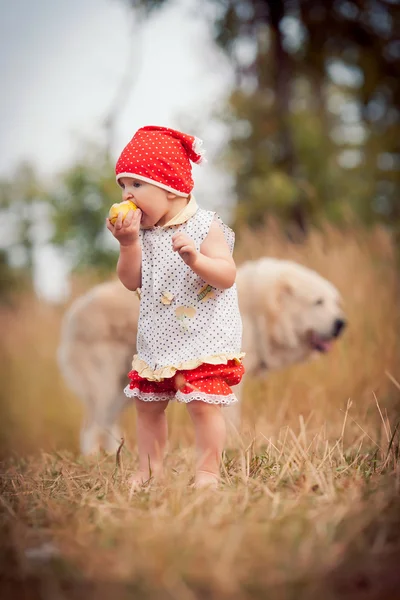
[115,125,205,196]
[124,207,244,405]
[126,360,244,405]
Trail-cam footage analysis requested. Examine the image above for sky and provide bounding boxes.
[0,0,234,301]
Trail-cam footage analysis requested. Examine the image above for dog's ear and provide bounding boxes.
[264,277,299,349]
[279,280,294,297]
[264,278,294,323]
[274,278,295,315]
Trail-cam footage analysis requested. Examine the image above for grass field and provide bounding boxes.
[1,221,400,599]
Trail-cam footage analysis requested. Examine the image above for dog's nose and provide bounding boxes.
[333,318,346,338]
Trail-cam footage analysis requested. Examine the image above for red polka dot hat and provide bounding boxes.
[115,125,206,197]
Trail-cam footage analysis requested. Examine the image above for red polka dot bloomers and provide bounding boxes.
[127,360,245,405]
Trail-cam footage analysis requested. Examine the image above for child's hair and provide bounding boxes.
[115,126,206,197]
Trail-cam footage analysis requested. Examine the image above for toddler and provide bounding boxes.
[107,126,244,489]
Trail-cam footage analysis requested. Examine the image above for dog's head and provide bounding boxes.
[242,259,347,370]
[274,262,346,355]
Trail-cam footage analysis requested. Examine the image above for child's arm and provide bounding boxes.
[172,221,236,289]
[106,209,142,291]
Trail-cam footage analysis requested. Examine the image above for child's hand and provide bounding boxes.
[172,232,198,266]
[106,208,141,247]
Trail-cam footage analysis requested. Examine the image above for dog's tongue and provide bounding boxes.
[319,340,332,352]
[311,332,333,353]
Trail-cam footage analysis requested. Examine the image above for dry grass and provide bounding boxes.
[1,220,400,599]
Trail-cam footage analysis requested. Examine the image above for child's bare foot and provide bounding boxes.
[194,470,219,490]
[127,471,152,497]
[127,468,164,497]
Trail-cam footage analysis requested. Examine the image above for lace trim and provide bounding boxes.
[124,386,238,405]
[124,386,173,402]
[175,390,238,405]
[131,353,245,382]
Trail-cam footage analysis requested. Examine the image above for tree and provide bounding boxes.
[0,163,47,299]
[49,150,120,273]
[209,0,399,233]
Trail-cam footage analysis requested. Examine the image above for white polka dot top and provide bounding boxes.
[131,207,244,381]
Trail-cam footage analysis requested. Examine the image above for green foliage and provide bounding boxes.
[0,153,121,288]
[210,0,399,233]
[49,152,119,273]
[0,162,47,298]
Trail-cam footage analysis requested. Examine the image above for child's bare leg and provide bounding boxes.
[131,398,169,489]
[186,400,226,488]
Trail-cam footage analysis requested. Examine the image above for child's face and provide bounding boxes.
[118,177,185,228]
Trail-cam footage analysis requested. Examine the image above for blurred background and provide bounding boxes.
[0,0,399,455]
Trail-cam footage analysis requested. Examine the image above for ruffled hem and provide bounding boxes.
[124,385,238,405]
[175,390,237,405]
[131,352,246,382]
[124,386,172,402]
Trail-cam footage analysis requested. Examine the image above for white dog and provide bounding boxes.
[58,258,346,454]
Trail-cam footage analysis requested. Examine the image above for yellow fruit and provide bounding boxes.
[108,200,137,225]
